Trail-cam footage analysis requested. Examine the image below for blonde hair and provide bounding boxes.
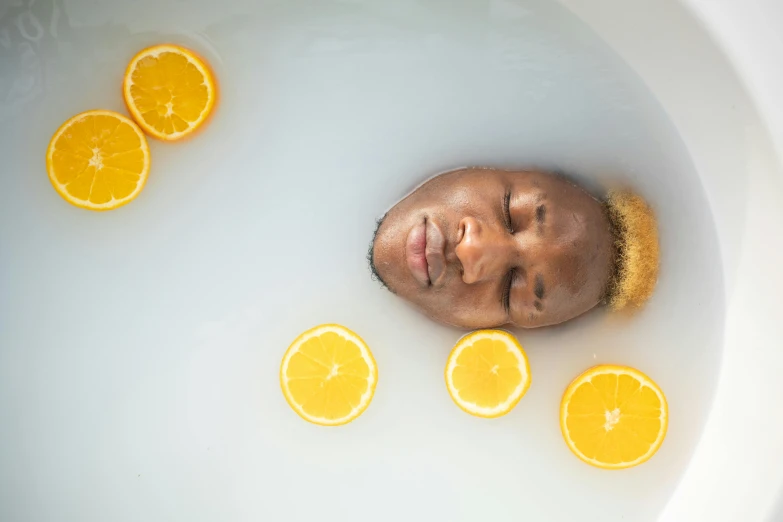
[605,191,660,310]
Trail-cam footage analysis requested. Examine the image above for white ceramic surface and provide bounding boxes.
[555,3,783,520]
[1,1,781,521]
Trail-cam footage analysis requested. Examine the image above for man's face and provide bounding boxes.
[371,169,614,328]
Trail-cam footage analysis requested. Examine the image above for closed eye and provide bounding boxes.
[503,189,513,233]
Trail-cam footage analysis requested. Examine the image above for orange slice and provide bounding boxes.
[123,44,217,141]
[445,330,531,418]
[560,365,668,469]
[46,110,151,211]
[280,324,378,426]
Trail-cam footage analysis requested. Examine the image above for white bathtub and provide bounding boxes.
[557,1,783,520]
[1,0,781,520]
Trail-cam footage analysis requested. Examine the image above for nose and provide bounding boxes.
[455,216,513,284]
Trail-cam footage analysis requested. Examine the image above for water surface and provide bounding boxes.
[0,1,723,520]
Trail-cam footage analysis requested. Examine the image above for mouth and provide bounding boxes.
[405,219,430,286]
[424,219,446,285]
[405,217,447,287]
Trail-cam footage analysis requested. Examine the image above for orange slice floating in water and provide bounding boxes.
[560,364,668,469]
[46,109,151,210]
[123,44,217,141]
[445,330,531,418]
[280,324,378,426]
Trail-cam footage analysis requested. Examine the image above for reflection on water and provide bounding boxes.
[0,0,48,119]
[0,0,136,120]
[0,1,724,521]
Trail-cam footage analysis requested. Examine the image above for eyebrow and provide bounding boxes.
[534,274,545,300]
[501,270,515,315]
[536,204,546,235]
[536,204,546,223]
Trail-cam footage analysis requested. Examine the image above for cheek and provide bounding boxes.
[446,186,475,209]
[421,283,506,328]
[436,186,489,218]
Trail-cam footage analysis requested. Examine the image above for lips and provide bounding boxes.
[405,220,430,286]
[424,219,446,284]
[406,218,447,287]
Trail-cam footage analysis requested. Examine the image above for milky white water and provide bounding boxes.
[0,1,724,521]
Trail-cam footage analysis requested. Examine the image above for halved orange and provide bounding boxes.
[560,365,668,469]
[46,109,151,210]
[280,324,378,426]
[123,44,217,141]
[445,330,531,418]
